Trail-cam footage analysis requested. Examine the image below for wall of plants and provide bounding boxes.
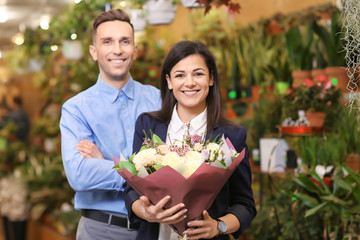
[1,0,359,238]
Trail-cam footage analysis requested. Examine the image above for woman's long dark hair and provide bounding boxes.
[149,40,232,132]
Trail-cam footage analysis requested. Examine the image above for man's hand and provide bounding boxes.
[76,140,104,159]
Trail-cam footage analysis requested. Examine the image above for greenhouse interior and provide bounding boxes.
[0,0,359,239]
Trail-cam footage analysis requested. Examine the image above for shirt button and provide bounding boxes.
[127,129,130,133]
[120,92,123,95]
[122,105,126,109]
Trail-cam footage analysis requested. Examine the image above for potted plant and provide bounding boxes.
[337,108,360,172]
[285,24,314,87]
[292,166,360,239]
[263,52,292,95]
[312,8,349,92]
[143,0,177,25]
[281,76,342,128]
[310,37,328,80]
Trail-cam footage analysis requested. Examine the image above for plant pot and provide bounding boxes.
[291,70,311,88]
[144,0,177,25]
[305,111,326,127]
[275,81,289,95]
[181,0,203,7]
[311,176,333,187]
[128,9,146,31]
[345,154,360,172]
[251,85,262,101]
[62,40,83,60]
[325,66,349,92]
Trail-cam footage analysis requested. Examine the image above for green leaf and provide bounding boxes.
[333,176,352,191]
[140,145,149,151]
[305,202,327,218]
[152,133,163,145]
[153,164,164,170]
[320,195,351,206]
[293,192,319,208]
[129,152,136,162]
[293,174,324,194]
[113,161,138,175]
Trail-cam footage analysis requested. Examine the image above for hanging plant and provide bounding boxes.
[197,0,241,15]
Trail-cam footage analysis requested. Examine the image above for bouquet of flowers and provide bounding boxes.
[114,131,245,235]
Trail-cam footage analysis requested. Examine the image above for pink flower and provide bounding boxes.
[304,78,314,87]
[324,81,332,90]
[316,74,328,83]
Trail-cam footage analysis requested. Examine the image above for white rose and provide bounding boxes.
[185,151,204,163]
[162,152,184,169]
[182,160,203,178]
[193,143,204,152]
[133,148,157,170]
[206,142,221,152]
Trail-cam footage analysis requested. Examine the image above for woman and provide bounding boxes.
[125,41,256,240]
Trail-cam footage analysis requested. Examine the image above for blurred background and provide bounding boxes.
[1,0,360,239]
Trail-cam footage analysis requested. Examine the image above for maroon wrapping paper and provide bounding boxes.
[115,148,245,235]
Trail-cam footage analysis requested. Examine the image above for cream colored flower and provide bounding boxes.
[133,148,157,170]
[206,142,221,152]
[183,160,203,178]
[193,143,204,152]
[156,145,171,155]
[162,152,184,169]
[185,151,203,163]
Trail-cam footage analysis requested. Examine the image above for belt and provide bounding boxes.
[81,209,139,230]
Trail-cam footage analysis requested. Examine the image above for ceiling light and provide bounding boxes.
[12,33,24,45]
[0,51,2,59]
[74,0,81,3]
[0,8,8,23]
[119,1,127,8]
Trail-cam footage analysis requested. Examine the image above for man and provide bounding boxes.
[60,9,161,240]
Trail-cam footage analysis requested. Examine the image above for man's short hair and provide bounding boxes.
[92,9,134,44]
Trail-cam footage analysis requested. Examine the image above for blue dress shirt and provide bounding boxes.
[60,75,161,214]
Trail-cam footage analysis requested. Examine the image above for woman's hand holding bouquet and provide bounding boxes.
[114,131,245,236]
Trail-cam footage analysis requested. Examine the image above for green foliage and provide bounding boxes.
[0,122,27,176]
[292,167,360,239]
[245,174,324,239]
[298,134,347,167]
[337,109,360,155]
[312,9,346,67]
[247,94,283,150]
[285,24,314,70]
[114,161,138,175]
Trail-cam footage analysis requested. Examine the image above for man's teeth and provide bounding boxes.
[111,59,124,63]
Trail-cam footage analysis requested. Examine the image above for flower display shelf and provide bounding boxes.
[278,126,323,136]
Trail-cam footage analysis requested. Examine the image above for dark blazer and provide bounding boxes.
[125,113,256,240]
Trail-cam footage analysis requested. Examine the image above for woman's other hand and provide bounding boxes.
[133,195,187,224]
[184,210,218,239]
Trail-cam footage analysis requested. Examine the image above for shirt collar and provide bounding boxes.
[170,106,207,133]
[94,75,135,103]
